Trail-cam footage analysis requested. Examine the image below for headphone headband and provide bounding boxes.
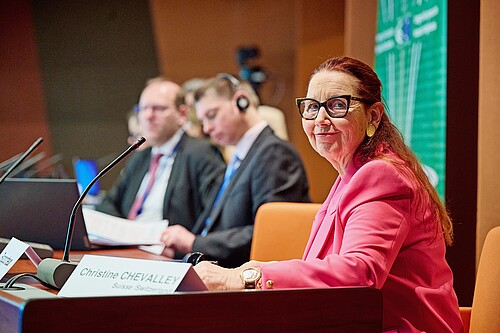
[216,73,241,89]
[216,73,249,112]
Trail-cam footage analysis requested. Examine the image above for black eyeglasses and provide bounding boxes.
[133,104,170,113]
[296,95,371,120]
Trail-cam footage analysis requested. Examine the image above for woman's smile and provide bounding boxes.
[314,128,338,140]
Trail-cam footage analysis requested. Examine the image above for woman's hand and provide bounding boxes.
[194,260,265,291]
[194,261,243,291]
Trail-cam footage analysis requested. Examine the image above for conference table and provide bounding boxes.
[1,248,383,332]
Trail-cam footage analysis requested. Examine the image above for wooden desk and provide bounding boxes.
[1,249,383,332]
[9,248,167,275]
[0,287,382,333]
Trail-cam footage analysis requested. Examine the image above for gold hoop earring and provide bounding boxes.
[366,124,376,138]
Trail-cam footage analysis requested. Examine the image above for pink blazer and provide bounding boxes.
[260,159,463,333]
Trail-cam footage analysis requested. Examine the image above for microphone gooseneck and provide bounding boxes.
[0,137,43,184]
[62,136,146,261]
[37,137,146,289]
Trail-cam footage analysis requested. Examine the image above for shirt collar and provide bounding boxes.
[152,129,184,156]
[233,121,268,160]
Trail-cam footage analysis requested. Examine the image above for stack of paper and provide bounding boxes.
[82,207,168,249]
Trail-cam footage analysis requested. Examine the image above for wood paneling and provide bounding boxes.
[292,0,346,202]
[477,0,500,266]
[0,1,52,166]
[149,0,346,202]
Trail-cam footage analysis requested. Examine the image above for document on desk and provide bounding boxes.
[82,207,168,247]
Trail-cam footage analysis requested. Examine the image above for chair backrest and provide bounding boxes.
[469,226,500,333]
[250,202,321,261]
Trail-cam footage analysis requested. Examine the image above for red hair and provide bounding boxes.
[314,57,453,245]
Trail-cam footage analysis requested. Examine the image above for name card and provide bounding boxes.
[58,255,207,297]
[0,238,42,281]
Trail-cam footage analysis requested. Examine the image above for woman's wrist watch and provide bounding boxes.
[240,267,262,289]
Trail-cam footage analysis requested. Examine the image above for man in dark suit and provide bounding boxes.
[96,78,225,235]
[161,74,310,267]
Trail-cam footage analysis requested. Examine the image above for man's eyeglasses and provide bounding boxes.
[133,104,170,113]
[296,95,371,120]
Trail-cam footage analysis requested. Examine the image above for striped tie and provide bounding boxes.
[127,153,163,220]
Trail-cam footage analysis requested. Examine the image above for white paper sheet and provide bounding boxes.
[82,207,168,246]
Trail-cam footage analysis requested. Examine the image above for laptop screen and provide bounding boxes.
[0,178,90,250]
[73,159,100,196]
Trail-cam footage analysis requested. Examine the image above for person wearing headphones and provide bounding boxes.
[160,74,310,267]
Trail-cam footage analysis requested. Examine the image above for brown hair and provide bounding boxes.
[193,75,260,107]
[314,57,453,245]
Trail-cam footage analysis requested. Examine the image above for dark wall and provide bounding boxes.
[31,0,158,188]
[446,1,480,306]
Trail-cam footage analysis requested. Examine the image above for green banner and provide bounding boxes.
[375,0,447,199]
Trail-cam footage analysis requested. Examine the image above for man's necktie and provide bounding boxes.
[127,153,163,220]
[201,155,241,236]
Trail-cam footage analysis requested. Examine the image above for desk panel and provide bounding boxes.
[2,249,382,332]
[1,287,381,333]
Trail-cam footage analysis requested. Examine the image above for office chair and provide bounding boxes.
[250,202,321,261]
[459,226,500,332]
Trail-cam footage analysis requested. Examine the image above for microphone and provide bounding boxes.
[7,152,46,178]
[37,137,146,289]
[22,153,63,178]
[0,153,21,171]
[0,137,43,185]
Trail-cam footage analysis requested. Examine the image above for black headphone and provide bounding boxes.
[216,73,250,112]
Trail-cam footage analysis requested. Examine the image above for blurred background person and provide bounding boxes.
[182,77,206,138]
[215,75,290,163]
[160,74,310,267]
[257,104,288,141]
[96,78,225,238]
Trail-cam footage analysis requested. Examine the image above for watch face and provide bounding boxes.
[242,268,259,281]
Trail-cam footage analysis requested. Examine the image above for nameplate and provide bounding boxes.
[0,237,42,281]
[58,255,207,297]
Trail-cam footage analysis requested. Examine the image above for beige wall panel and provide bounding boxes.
[344,0,377,67]
[293,0,346,202]
[477,0,500,265]
[150,0,346,202]
[149,0,296,134]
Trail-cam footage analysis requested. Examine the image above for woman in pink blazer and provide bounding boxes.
[194,56,463,333]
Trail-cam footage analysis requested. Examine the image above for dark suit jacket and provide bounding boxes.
[191,126,310,267]
[96,133,225,232]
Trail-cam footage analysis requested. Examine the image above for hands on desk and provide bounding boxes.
[194,260,263,291]
[160,225,195,255]
[159,226,266,292]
